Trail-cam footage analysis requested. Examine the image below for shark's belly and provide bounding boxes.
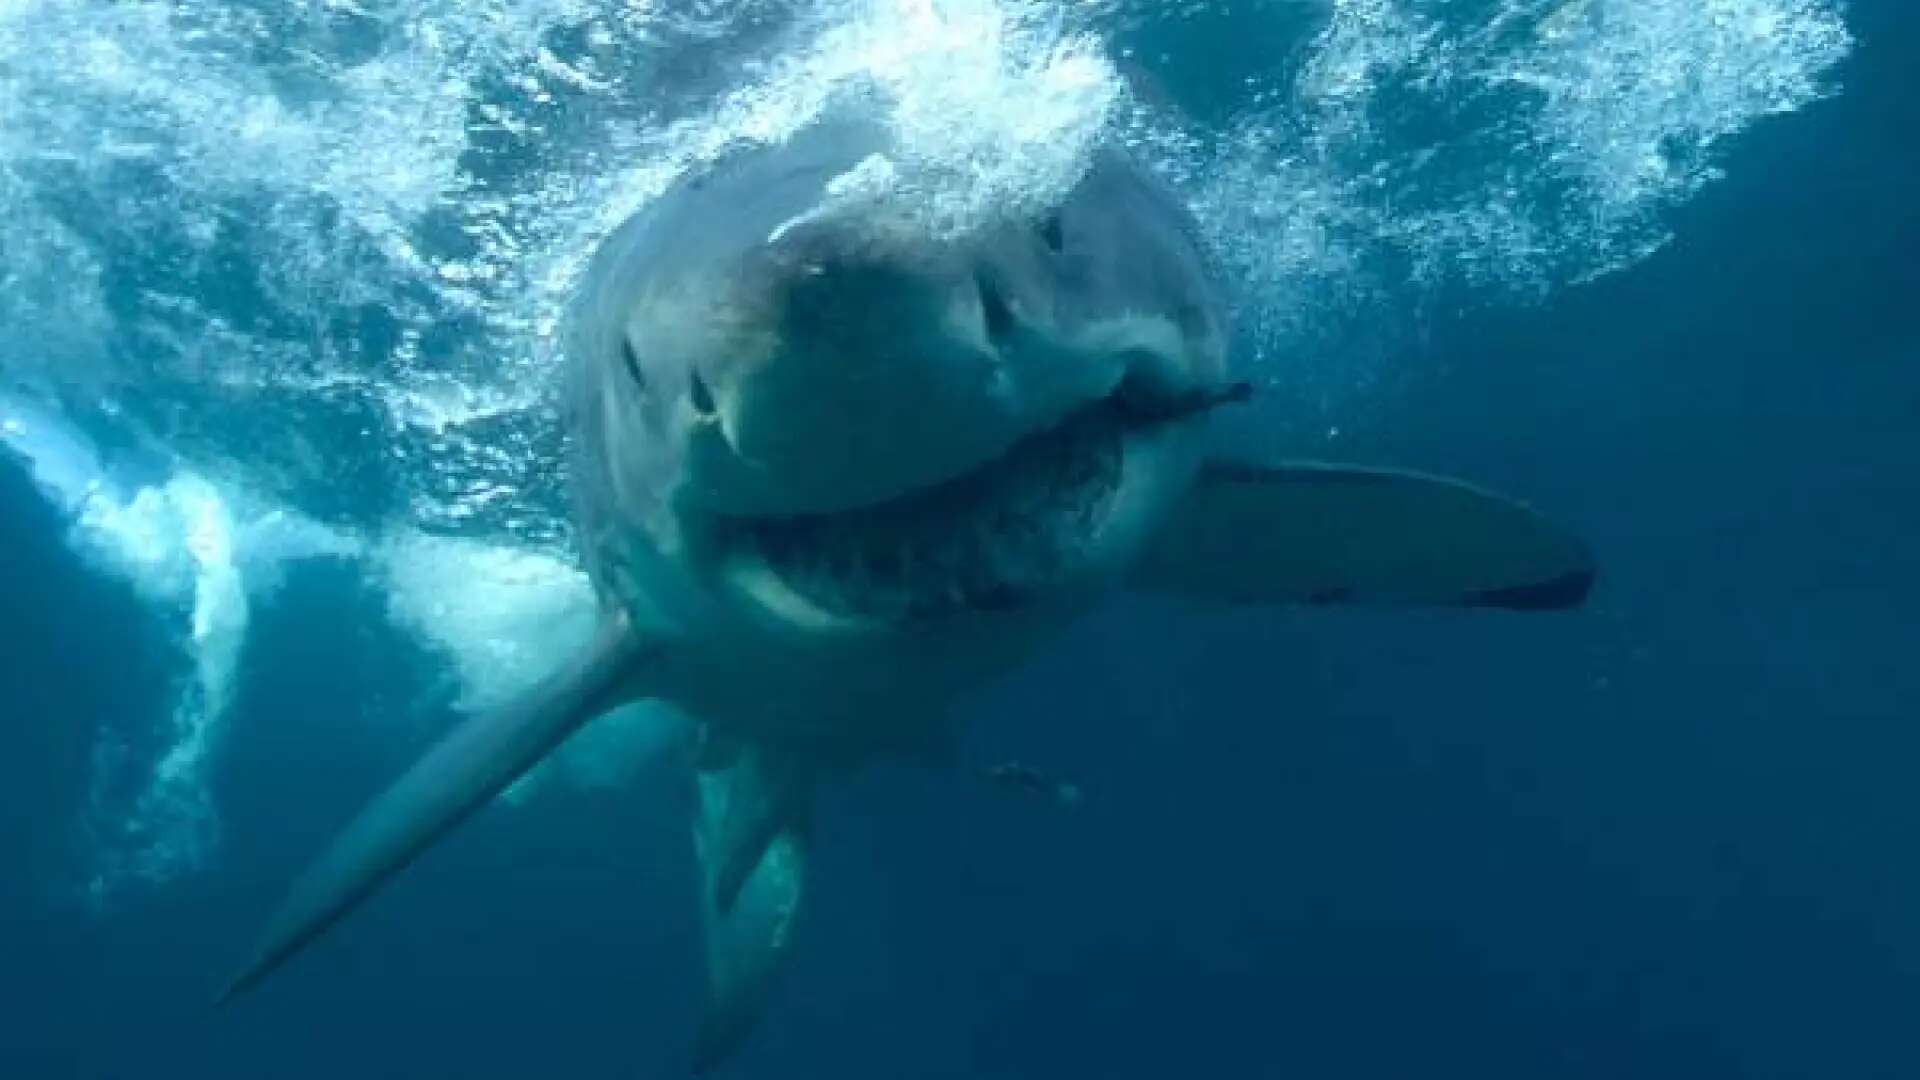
[653,601,1083,743]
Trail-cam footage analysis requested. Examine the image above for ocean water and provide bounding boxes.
[1,1,1915,1076]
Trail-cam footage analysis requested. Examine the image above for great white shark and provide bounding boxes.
[220,112,1595,1067]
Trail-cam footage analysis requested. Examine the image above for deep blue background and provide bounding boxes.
[3,6,1917,1078]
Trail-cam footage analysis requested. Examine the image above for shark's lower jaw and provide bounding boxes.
[734,401,1132,624]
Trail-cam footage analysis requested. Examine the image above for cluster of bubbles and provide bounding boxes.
[0,0,1850,900]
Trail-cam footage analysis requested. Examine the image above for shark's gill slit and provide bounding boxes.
[621,339,645,389]
[1039,213,1064,253]
[688,368,716,415]
[977,272,1015,346]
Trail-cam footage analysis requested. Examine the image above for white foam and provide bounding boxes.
[1,403,358,901]
[0,396,108,512]
[0,0,1856,498]
[515,0,1126,367]
[1196,0,1852,372]
[756,0,1123,242]
[376,531,689,801]
[4,398,682,893]
[379,533,600,714]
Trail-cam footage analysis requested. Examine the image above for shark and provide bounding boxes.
[219,112,1595,1068]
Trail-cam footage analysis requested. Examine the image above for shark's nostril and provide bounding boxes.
[689,369,717,416]
[978,273,1015,347]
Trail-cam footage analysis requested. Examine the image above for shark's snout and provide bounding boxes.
[682,234,1121,519]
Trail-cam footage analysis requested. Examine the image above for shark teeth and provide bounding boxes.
[740,402,1125,622]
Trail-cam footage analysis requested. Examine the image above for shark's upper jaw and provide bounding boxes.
[671,244,1127,521]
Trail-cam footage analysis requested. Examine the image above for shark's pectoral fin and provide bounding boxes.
[220,612,656,1002]
[692,741,816,1073]
[1132,459,1596,609]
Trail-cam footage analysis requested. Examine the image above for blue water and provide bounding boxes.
[3,2,1918,1077]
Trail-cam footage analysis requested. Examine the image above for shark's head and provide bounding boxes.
[569,117,1232,641]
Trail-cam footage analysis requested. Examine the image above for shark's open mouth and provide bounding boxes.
[739,402,1130,622]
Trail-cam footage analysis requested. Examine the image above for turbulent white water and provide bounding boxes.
[0,0,1851,899]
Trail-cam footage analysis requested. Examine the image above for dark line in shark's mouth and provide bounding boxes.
[733,381,1251,623]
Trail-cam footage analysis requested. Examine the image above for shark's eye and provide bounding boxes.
[621,339,646,389]
[688,369,717,416]
[1039,213,1064,253]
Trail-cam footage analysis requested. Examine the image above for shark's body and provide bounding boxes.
[222,113,1595,1068]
